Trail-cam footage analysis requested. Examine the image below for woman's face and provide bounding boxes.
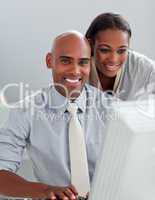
[93,29,129,78]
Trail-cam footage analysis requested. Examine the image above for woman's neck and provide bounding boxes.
[97,70,116,91]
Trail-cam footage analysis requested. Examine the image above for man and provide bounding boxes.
[0,31,106,199]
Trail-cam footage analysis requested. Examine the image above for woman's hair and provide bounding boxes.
[85,12,131,44]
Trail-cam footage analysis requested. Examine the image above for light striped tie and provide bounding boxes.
[68,102,90,197]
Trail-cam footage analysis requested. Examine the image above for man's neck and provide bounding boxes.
[54,85,82,100]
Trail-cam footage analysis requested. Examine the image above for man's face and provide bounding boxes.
[47,34,91,98]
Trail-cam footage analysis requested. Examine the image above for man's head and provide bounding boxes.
[46,31,91,99]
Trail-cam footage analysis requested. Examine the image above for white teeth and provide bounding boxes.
[65,78,79,83]
[106,64,120,67]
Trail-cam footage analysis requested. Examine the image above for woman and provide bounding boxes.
[85,12,155,100]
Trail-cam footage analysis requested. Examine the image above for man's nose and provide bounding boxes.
[70,63,80,74]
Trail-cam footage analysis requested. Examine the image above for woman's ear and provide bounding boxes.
[46,52,53,69]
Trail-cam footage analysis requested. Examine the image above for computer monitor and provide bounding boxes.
[89,99,155,200]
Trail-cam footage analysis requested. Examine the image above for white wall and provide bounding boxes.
[0,0,154,102]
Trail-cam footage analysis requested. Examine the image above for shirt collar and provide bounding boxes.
[45,85,86,113]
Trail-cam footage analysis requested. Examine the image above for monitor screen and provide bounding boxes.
[89,99,155,200]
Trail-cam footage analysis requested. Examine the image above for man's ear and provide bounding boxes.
[46,52,53,69]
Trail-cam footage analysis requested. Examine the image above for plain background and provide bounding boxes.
[0,0,154,102]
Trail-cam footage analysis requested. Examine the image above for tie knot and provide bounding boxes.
[67,103,78,115]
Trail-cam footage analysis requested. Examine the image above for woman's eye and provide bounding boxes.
[117,48,128,54]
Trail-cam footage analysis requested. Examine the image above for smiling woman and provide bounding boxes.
[86,12,155,100]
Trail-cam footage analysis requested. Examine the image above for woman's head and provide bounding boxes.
[86,13,131,77]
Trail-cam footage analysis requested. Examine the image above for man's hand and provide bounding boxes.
[45,184,78,200]
[0,170,79,199]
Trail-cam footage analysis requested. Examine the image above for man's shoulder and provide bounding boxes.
[84,83,110,108]
[85,83,102,94]
[9,87,49,114]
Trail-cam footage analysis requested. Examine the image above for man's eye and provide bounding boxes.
[117,48,128,55]
[61,59,70,64]
[98,48,110,54]
[79,60,90,66]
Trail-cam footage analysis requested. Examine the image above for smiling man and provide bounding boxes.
[46,31,91,99]
[0,31,106,200]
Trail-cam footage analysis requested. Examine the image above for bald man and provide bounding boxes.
[46,31,91,99]
[0,31,106,200]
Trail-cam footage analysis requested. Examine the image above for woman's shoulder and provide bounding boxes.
[127,50,155,73]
